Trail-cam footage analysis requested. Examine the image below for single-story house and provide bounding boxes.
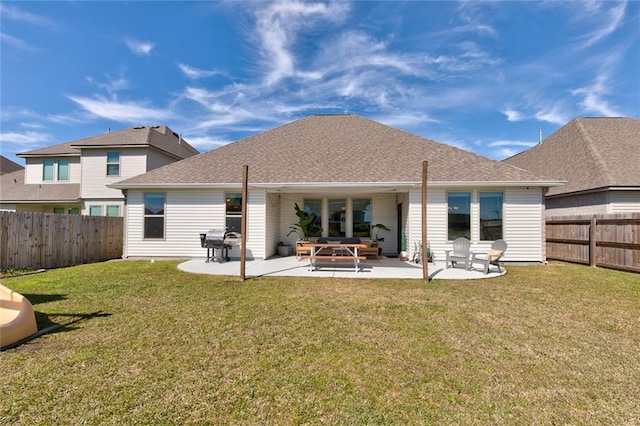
[111,114,562,262]
[503,117,640,217]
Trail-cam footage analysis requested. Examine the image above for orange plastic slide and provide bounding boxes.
[1,283,38,349]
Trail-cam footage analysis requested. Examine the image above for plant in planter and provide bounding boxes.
[287,203,322,240]
[277,241,291,256]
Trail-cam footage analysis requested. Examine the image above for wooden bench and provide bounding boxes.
[300,254,367,273]
[295,241,312,259]
[359,245,379,261]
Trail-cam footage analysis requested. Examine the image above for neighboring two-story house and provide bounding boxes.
[0,126,198,216]
[503,117,640,217]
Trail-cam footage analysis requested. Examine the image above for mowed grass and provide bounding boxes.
[1,261,639,425]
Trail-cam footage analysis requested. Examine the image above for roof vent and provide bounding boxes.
[133,126,145,130]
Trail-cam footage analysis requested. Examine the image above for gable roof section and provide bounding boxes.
[114,114,557,188]
[0,156,24,175]
[503,117,640,196]
[18,125,199,160]
[0,170,80,203]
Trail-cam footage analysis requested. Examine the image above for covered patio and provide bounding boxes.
[177,256,506,280]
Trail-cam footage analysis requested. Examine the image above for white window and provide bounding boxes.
[43,159,70,181]
[43,160,54,181]
[107,152,120,176]
[57,159,69,181]
[89,205,103,216]
[106,205,120,217]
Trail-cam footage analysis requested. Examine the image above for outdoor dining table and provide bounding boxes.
[303,243,368,273]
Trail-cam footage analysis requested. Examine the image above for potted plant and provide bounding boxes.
[287,203,322,240]
[277,241,291,256]
[371,223,390,256]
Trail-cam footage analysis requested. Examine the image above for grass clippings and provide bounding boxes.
[1,260,639,424]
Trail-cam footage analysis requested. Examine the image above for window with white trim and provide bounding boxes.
[89,205,103,216]
[106,151,120,176]
[144,193,165,239]
[225,193,242,232]
[447,192,471,240]
[43,160,54,181]
[479,192,503,240]
[106,205,120,217]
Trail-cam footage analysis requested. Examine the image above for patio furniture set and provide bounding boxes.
[296,237,380,273]
[445,237,508,274]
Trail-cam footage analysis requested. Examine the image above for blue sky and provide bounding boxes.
[1,1,638,165]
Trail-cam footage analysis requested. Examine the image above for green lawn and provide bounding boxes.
[1,261,639,425]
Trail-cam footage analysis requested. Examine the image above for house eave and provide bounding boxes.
[2,199,81,204]
[110,180,564,191]
[17,153,81,158]
[547,185,640,198]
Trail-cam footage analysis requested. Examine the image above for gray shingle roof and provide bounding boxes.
[0,170,80,202]
[0,156,24,175]
[114,114,555,187]
[503,117,640,196]
[18,125,199,160]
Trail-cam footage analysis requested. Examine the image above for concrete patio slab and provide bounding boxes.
[177,256,506,280]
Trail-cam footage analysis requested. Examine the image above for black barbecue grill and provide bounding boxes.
[200,229,241,263]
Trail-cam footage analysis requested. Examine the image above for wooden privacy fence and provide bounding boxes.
[0,211,123,270]
[546,213,640,273]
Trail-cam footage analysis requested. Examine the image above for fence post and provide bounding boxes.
[589,215,597,267]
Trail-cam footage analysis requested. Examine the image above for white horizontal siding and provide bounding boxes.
[610,191,640,213]
[80,148,147,199]
[265,193,281,258]
[125,189,266,259]
[246,190,266,259]
[504,188,544,262]
[408,188,447,261]
[408,187,545,262]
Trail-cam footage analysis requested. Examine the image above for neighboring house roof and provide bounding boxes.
[113,114,558,188]
[503,117,640,197]
[0,156,24,175]
[18,125,199,160]
[0,170,80,203]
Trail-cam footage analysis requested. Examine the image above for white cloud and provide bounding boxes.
[0,3,56,27]
[0,131,52,145]
[86,73,130,95]
[178,64,223,80]
[373,112,438,129]
[572,73,622,117]
[494,147,523,160]
[251,0,350,85]
[125,38,154,55]
[66,96,173,123]
[578,1,626,49]
[534,106,572,125]
[183,135,233,151]
[488,140,537,148]
[0,32,37,51]
[502,108,525,122]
